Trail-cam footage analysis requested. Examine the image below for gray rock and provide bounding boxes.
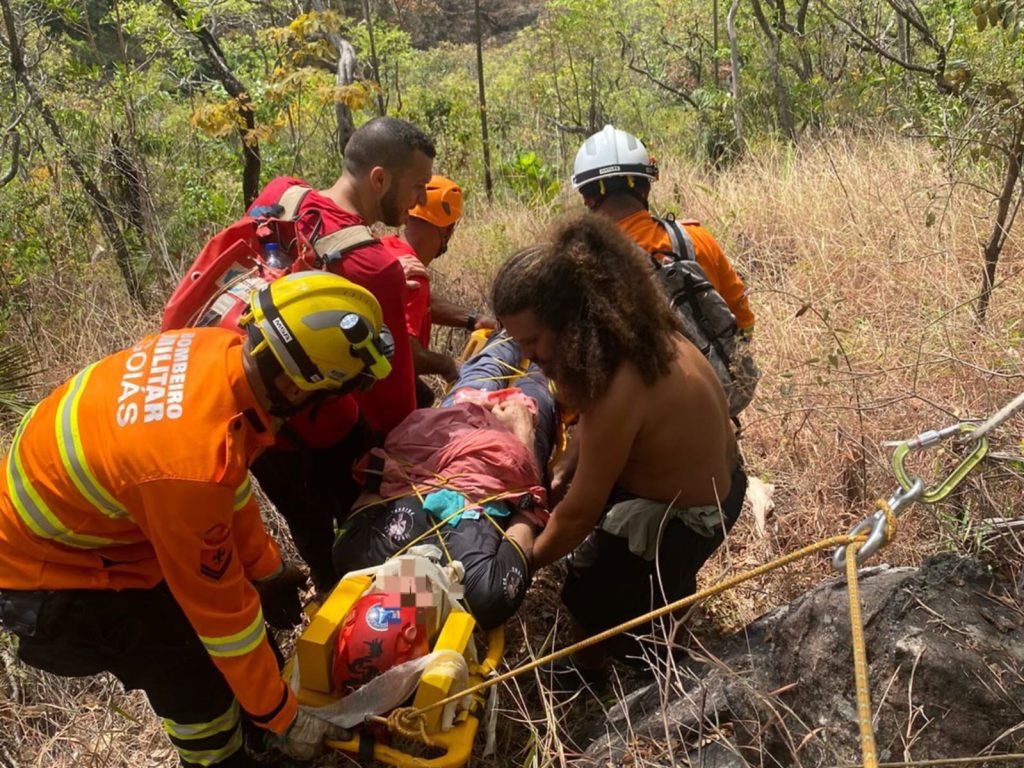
[579,554,1024,767]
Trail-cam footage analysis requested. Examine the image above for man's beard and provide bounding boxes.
[380,185,406,227]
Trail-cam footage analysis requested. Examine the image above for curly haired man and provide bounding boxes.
[491,214,747,683]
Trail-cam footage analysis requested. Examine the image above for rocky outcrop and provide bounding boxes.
[581,555,1024,767]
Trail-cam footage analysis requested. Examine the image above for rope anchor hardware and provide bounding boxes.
[892,423,988,504]
[832,479,923,570]
[833,421,989,570]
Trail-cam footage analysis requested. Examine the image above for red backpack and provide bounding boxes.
[161,185,377,332]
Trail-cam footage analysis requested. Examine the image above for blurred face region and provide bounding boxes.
[499,310,559,378]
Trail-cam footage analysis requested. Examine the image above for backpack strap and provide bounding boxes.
[277,185,314,220]
[658,214,697,262]
[315,225,377,265]
[276,183,377,266]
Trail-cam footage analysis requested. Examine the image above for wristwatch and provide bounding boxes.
[465,311,478,331]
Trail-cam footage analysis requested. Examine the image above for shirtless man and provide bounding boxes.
[491,214,748,678]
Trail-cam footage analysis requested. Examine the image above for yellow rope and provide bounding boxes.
[389,489,527,559]
[833,755,1024,768]
[364,710,437,746]
[386,532,864,724]
[846,527,878,768]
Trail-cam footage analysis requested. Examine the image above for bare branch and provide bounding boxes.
[0,0,143,304]
[0,128,19,186]
[158,0,261,204]
[617,31,698,110]
[819,0,938,76]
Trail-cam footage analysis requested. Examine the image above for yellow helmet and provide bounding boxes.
[242,272,392,392]
[408,176,463,228]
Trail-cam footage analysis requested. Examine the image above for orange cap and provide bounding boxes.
[409,176,463,228]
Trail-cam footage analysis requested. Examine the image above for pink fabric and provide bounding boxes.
[450,387,538,418]
[364,403,547,515]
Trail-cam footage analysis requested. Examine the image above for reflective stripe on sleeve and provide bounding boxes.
[56,365,128,520]
[232,477,252,512]
[5,407,119,549]
[199,610,267,658]
[169,726,243,767]
[163,701,240,740]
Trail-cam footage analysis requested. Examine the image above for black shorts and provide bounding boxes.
[333,496,531,630]
[562,467,748,661]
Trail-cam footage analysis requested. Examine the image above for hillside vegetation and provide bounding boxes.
[1,0,1023,764]
[2,132,1022,766]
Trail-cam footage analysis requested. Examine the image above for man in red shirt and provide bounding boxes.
[247,117,435,590]
[380,176,495,406]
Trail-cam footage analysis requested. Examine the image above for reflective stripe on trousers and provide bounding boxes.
[163,700,244,767]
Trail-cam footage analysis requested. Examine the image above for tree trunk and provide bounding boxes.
[0,128,19,187]
[750,0,796,141]
[310,0,358,156]
[727,0,743,143]
[976,109,1024,323]
[159,0,261,206]
[1,0,144,306]
[712,0,720,88]
[361,0,386,115]
[335,39,358,154]
[474,0,493,201]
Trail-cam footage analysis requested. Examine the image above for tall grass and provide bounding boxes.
[1,132,1021,766]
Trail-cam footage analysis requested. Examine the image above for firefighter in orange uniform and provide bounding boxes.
[571,124,755,334]
[0,272,393,767]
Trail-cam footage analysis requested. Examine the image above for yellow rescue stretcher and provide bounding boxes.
[281,329,551,766]
[284,571,504,768]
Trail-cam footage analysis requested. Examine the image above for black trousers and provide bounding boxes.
[0,585,259,768]
[250,426,368,592]
[562,467,748,662]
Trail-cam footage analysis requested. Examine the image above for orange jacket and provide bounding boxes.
[0,328,296,734]
[617,210,755,331]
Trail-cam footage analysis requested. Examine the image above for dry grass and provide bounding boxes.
[1,132,1022,766]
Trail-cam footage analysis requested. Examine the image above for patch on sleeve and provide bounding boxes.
[199,523,234,581]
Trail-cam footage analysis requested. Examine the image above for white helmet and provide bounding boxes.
[571,125,659,190]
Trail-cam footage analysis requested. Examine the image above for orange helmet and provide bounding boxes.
[409,176,463,228]
[332,592,430,694]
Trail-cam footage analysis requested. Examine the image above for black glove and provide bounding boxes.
[254,563,308,629]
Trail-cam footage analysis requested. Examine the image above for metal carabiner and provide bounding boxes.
[832,478,925,570]
[891,423,988,504]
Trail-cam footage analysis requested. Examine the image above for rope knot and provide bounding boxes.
[387,707,435,745]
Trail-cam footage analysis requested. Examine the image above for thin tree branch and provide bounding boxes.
[159,0,261,204]
[819,0,938,76]
[617,32,698,110]
[0,0,143,305]
[0,128,20,186]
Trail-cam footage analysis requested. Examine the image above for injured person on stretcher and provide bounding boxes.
[332,331,556,630]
